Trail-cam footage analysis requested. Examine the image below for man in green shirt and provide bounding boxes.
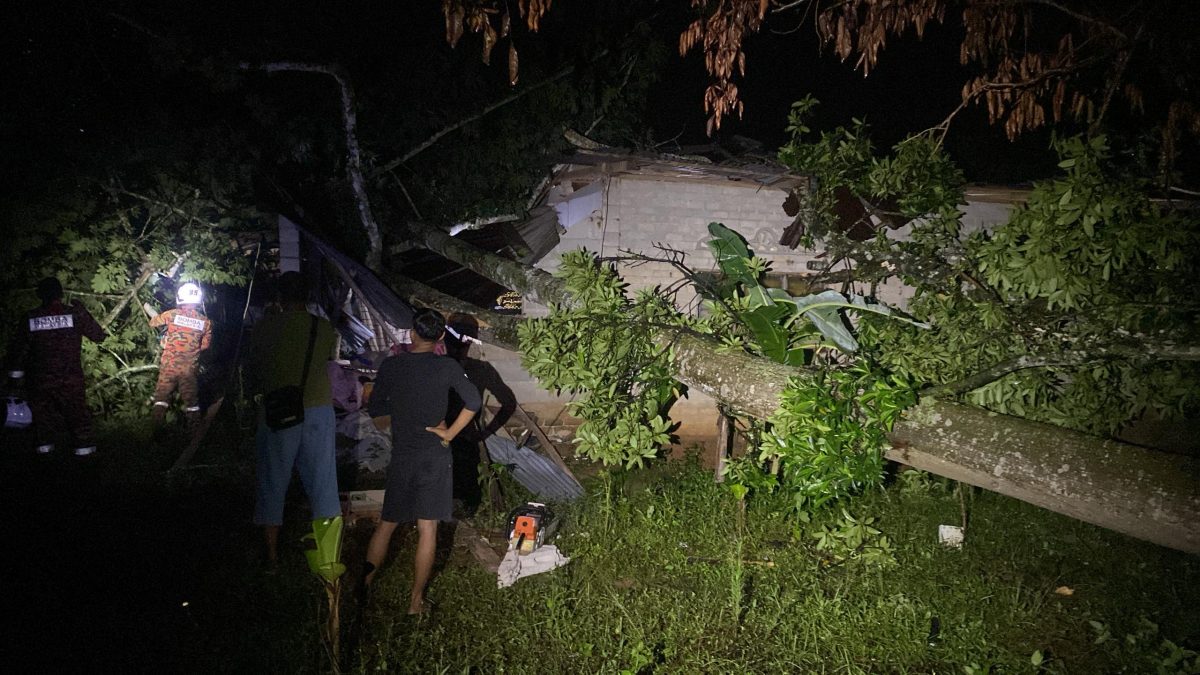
[247,272,341,566]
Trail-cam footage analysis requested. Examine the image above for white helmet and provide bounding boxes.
[176,282,203,305]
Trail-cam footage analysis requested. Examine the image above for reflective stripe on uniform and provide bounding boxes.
[172,314,206,331]
[30,314,75,331]
[153,401,170,407]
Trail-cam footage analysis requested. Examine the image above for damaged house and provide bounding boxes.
[455,149,1027,453]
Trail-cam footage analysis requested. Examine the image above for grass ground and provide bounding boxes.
[3,417,1198,673]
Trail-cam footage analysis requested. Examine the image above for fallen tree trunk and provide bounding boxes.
[381,270,523,348]
[403,224,572,309]
[889,400,1200,555]
[396,223,1200,555]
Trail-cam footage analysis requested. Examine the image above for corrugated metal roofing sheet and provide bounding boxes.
[485,436,584,502]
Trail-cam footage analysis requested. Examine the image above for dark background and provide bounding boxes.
[1,0,1078,201]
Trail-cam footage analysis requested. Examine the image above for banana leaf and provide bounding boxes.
[706,222,755,285]
[791,290,930,353]
[303,516,346,583]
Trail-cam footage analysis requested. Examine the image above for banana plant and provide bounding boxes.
[704,222,928,361]
[304,515,346,583]
[304,516,346,665]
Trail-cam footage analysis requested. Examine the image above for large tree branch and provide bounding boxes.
[401,221,804,416]
[94,364,159,389]
[402,222,573,309]
[927,341,1200,399]
[240,61,384,271]
[100,254,182,329]
[924,352,1098,398]
[114,188,211,228]
[371,55,604,178]
[889,399,1200,555]
[381,268,523,349]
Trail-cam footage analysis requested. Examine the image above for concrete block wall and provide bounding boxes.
[539,176,821,280]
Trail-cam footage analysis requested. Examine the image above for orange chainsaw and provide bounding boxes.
[506,502,559,555]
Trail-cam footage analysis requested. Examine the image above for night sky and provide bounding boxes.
[2,0,1079,204]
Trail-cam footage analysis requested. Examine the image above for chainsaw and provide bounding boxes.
[506,502,559,555]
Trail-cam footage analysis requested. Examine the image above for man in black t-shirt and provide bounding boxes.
[364,309,480,615]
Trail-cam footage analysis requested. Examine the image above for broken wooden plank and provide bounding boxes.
[509,403,580,485]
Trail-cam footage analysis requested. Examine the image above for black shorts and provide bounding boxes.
[381,449,454,522]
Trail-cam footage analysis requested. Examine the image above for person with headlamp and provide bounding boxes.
[147,281,211,427]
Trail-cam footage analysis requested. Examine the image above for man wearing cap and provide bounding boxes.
[148,282,212,426]
[6,277,107,455]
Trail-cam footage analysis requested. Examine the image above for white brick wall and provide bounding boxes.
[541,175,821,286]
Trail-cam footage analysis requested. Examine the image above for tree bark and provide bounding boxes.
[653,327,792,419]
[380,268,523,348]
[889,399,1200,555]
[404,223,573,308]
[242,62,384,271]
[396,225,1200,555]
[100,260,157,329]
[100,253,182,329]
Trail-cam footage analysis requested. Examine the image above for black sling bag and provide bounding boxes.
[262,315,319,431]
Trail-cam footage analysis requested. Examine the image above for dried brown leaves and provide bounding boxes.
[817,0,946,76]
[813,1,1141,141]
[441,0,552,85]
[680,0,768,135]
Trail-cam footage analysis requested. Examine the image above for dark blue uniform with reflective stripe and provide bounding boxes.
[9,301,107,448]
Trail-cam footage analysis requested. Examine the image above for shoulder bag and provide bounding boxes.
[263,315,319,431]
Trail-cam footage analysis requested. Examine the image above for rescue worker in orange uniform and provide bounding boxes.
[148,282,212,426]
[6,277,108,455]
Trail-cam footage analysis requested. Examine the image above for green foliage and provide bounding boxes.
[522,224,922,506]
[518,227,923,510]
[977,135,1195,314]
[779,98,1200,438]
[778,96,965,247]
[1087,617,1200,674]
[697,222,921,512]
[0,173,262,418]
[854,137,1200,435]
[726,363,915,512]
[518,250,683,467]
[811,508,897,569]
[705,221,927,359]
[778,97,875,245]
